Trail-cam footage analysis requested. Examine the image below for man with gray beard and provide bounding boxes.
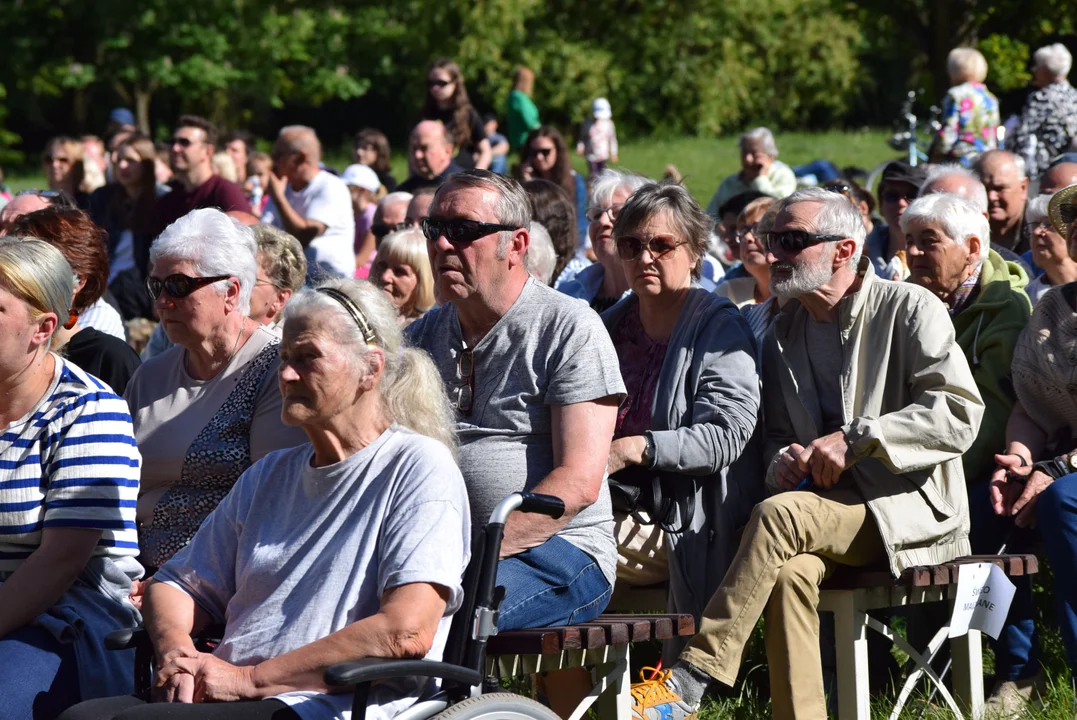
[630,188,984,720]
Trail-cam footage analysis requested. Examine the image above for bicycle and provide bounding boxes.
[866,89,942,192]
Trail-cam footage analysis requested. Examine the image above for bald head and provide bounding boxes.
[1041,162,1077,195]
[273,125,322,186]
[374,192,413,229]
[409,121,454,180]
[277,126,321,162]
[0,194,52,235]
[975,150,1030,236]
[920,168,989,215]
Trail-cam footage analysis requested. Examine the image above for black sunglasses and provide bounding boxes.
[881,189,918,204]
[529,147,554,159]
[454,346,474,416]
[763,230,845,255]
[421,217,519,244]
[615,234,688,262]
[372,221,410,240]
[146,273,231,302]
[428,79,451,89]
[171,136,195,148]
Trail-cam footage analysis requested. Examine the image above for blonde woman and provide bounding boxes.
[370,227,435,325]
[42,136,89,208]
[936,47,1000,167]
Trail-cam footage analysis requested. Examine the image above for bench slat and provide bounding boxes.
[822,554,1039,591]
[487,614,695,656]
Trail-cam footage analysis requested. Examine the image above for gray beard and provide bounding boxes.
[770,254,834,299]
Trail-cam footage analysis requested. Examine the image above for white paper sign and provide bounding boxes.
[949,562,1017,641]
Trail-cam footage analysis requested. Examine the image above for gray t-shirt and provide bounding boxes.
[406,278,626,585]
[156,426,470,720]
[805,316,845,434]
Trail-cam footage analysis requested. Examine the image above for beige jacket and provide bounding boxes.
[762,261,983,575]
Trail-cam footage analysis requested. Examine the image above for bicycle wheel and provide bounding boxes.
[432,692,561,719]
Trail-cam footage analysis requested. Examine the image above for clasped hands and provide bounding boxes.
[154,645,257,704]
[775,431,852,491]
[990,453,1053,529]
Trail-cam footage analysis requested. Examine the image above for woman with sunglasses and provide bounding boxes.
[557,169,649,311]
[519,127,589,245]
[124,209,307,573]
[715,196,780,343]
[421,58,491,171]
[42,136,90,210]
[600,182,761,659]
[0,238,141,719]
[7,207,141,395]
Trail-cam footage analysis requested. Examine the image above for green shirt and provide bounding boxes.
[506,89,541,152]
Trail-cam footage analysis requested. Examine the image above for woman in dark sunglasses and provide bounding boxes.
[518,127,589,244]
[600,182,761,656]
[124,208,307,576]
[421,58,491,171]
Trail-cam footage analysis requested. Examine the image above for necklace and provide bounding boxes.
[187,319,249,381]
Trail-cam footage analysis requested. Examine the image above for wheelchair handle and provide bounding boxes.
[486,492,565,525]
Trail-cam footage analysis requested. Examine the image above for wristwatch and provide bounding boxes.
[1032,450,1077,480]
[642,433,657,468]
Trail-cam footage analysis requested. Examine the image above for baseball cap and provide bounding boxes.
[109,108,136,127]
[341,164,381,193]
[878,161,927,193]
[592,98,612,120]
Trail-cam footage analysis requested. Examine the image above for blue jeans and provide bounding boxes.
[0,626,82,720]
[496,535,612,631]
[970,475,1077,678]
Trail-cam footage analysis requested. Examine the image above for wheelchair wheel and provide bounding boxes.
[433,692,561,719]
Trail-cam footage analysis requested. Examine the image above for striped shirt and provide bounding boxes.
[0,356,140,574]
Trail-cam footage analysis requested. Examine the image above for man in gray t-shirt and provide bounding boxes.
[407,169,626,631]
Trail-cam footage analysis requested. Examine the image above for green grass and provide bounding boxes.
[5,129,898,204]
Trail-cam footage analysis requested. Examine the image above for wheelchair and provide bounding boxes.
[106,492,566,719]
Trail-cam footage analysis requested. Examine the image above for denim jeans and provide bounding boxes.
[0,625,81,720]
[969,474,1077,678]
[496,535,612,631]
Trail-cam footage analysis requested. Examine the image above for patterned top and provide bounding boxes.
[1012,80,1077,179]
[937,82,999,167]
[0,356,140,575]
[945,263,984,317]
[577,117,619,163]
[611,304,669,438]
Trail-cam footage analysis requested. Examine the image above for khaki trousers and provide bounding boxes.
[680,487,885,720]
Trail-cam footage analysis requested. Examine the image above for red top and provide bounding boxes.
[152,175,250,238]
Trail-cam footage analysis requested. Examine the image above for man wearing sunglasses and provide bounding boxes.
[864,161,926,280]
[642,187,984,720]
[151,115,250,239]
[397,120,464,194]
[406,169,626,631]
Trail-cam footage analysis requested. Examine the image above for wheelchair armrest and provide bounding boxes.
[105,625,148,650]
[325,658,481,688]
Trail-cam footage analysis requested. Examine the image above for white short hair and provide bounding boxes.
[588,168,651,209]
[1026,194,1052,224]
[740,127,779,158]
[150,208,258,316]
[1035,43,1072,79]
[524,222,556,285]
[778,187,866,265]
[920,165,989,214]
[901,193,991,263]
[379,191,414,213]
[947,48,988,84]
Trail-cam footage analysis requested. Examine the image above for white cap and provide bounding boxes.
[592,98,612,120]
[341,163,381,192]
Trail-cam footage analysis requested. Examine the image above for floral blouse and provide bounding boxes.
[611,304,669,438]
[1013,80,1077,179]
[937,82,1000,167]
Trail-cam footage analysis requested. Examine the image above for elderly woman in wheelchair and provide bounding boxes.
[61,279,471,720]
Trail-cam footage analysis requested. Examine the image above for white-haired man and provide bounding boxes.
[975,150,1031,253]
[263,125,356,278]
[705,127,797,217]
[631,188,983,720]
[370,191,414,246]
[904,193,1030,484]
[1013,43,1077,179]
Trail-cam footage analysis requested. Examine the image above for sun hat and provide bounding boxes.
[1048,183,1077,240]
[592,98,612,120]
[341,164,381,193]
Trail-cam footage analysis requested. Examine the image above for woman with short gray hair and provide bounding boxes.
[600,182,761,657]
[557,168,649,311]
[1013,43,1077,178]
[250,223,307,328]
[705,126,797,217]
[124,208,307,569]
[1024,193,1077,304]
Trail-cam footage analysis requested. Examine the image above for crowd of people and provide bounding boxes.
[1,41,1077,720]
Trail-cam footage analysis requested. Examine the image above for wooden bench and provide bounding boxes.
[819,554,1039,720]
[486,613,695,720]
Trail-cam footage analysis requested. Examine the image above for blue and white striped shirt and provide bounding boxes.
[0,356,140,574]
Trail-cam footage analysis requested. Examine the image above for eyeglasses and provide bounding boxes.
[824,183,852,195]
[171,137,195,148]
[735,225,757,242]
[763,230,845,255]
[454,346,474,416]
[1025,219,1054,234]
[881,189,918,204]
[372,221,410,240]
[421,217,519,244]
[428,78,452,89]
[43,155,72,165]
[146,273,231,302]
[615,234,688,262]
[584,204,624,223]
[529,147,554,159]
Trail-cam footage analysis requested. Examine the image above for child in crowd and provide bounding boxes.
[245,151,272,217]
[341,163,384,279]
[484,114,510,175]
[577,97,619,177]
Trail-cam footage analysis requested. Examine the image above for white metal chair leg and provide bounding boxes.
[951,629,984,719]
[831,591,871,720]
[863,616,962,719]
[592,643,631,720]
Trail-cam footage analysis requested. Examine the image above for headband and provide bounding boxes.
[317,287,378,346]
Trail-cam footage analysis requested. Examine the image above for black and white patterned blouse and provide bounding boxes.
[1012,80,1077,178]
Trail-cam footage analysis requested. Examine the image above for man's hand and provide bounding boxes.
[990,453,1032,518]
[153,669,195,703]
[607,436,647,475]
[156,652,258,703]
[775,443,806,491]
[266,172,288,201]
[129,579,145,611]
[797,432,852,489]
